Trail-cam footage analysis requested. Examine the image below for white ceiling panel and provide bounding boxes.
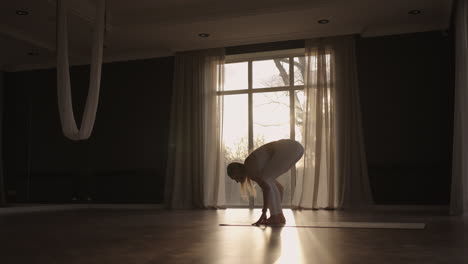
[0,0,454,71]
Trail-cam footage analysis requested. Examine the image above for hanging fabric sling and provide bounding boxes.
[56,0,105,140]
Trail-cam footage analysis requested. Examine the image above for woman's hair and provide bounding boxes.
[240,177,256,199]
[227,162,256,199]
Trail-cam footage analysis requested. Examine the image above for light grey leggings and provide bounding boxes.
[264,179,283,215]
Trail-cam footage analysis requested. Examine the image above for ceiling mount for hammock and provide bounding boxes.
[56,0,105,140]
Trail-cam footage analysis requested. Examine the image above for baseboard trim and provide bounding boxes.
[0,204,165,214]
[369,204,449,212]
[0,204,452,215]
[224,205,449,211]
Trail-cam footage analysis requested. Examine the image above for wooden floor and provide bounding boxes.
[1,207,467,263]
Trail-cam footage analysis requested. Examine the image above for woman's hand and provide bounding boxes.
[252,212,268,226]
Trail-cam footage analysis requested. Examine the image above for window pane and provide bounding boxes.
[253,91,291,146]
[253,91,291,206]
[224,62,248,91]
[253,58,290,88]
[223,94,249,206]
[293,56,305,86]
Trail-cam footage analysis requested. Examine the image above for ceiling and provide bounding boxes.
[0,0,454,71]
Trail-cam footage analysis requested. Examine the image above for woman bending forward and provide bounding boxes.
[227,139,304,226]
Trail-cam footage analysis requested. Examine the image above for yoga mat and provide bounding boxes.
[220,222,426,229]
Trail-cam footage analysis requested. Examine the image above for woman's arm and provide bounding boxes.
[252,179,270,225]
[260,181,270,213]
[245,154,271,225]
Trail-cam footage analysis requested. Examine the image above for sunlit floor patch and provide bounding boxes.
[219,222,425,229]
[220,209,425,229]
[218,209,305,263]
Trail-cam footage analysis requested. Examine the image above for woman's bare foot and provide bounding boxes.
[266,213,286,226]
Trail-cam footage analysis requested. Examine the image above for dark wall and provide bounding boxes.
[4,57,174,203]
[0,71,4,205]
[2,30,454,205]
[356,31,454,204]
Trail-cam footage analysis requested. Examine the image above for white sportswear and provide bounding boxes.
[245,139,304,215]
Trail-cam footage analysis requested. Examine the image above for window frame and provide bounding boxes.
[219,49,306,208]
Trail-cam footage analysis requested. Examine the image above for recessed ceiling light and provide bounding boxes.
[16,10,29,16]
[198,33,210,38]
[408,10,422,15]
[318,19,330,24]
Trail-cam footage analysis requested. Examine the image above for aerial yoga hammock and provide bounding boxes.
[56,0,106,140]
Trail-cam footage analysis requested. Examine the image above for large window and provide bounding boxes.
[220,49,306,207]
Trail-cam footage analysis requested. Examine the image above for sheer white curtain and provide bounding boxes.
[56,0,105,140]
[293,36,372,209]
[165,49,226,209]
[451,0,468,216]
